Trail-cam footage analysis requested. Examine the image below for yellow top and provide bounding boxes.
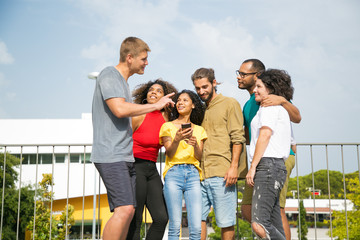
[159,122,207,180]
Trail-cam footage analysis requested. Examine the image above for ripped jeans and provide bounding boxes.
[251,157,287,240]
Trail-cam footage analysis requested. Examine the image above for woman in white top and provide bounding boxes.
[246,69,294,240]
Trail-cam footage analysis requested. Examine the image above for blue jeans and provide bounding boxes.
[163,164,202,240]
[251,157,287,240]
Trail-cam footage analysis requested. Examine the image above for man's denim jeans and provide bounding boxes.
[163,164,202,240]
[251,157,287,240]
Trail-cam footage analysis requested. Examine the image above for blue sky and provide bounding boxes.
[1,0,360,174]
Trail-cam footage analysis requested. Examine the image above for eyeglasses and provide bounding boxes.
[236,70,257,78]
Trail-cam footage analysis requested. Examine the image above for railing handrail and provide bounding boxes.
[296,143,359,146]
[0,143,93,147]
[1,142,359,147]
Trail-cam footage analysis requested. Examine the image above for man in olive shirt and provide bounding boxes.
[191,68,246,240]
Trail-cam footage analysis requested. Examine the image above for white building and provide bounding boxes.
[0,113,100,199]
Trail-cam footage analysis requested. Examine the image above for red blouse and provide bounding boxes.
[133,110,165,162]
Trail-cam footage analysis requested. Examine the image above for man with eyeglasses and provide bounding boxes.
[237,59,301,240]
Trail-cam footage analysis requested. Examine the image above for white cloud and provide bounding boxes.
[188,17,255,69]
[0,41,14,64]
[81,42,114,70]
[77,0,181,68]
[6,92,16,101]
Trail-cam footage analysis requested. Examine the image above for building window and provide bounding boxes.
[29,154,37,164]
[42,154,53,164]
[70,154,80,163]
[68,220,101,239]
[56,154,65,163]
[80,153,91,164]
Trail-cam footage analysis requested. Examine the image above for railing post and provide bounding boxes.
[295,148,301,240]
[49,146,55,240]
[340,145,349,240]
[325,145,333,239]
[0,147,7,240]
[16,146,23,240]
[81,146,87,240]
[32,146,40,240]
[92,167,97,240]
[310,145,318,239]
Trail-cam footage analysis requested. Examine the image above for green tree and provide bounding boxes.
[208,210,221,240]
[329,176,360,239]
[207,209,253,240]
[298,200,308,240]
[27,173,75,240]
[287,170,346,199]
[236,218,253,239]
[0,152,34,240]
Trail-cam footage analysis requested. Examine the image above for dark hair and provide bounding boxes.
[170,90,205,125]
[132,79,178,118]
[243,59,266,74]
[258,69,294,101]
[191,68,220,91]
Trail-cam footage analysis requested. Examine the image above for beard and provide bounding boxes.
[199,85,214,103]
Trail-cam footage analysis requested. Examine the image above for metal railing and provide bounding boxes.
[0,143,359,240]
[293,143,359,240]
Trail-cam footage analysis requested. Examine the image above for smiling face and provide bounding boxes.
[130,50,148,75]
[193,77,216,104]
[253,79,270,103]
[146,83,164,104]
[176,93,194,116]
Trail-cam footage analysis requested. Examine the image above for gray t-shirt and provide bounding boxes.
[90,66,134,163]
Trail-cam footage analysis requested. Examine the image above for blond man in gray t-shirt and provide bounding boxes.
[91,37,174,240]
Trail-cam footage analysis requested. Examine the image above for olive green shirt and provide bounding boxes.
[201,94,247,179]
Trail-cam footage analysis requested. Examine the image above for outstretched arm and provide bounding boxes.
[261,95,301,123]
[106,93,175,118]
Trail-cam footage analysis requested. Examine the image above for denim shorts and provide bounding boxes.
[251,157,287,239]
[94,161,136,212]
[201,177,237,228]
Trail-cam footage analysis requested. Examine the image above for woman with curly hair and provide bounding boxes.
[245,69,294,240]
[127,79,177,240]
[159,90,207,240]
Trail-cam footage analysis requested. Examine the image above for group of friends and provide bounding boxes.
[90,37,301,240]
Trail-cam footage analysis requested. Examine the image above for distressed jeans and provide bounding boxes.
[251,157,287,240]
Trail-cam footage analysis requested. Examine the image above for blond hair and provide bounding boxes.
[119,37,151,62]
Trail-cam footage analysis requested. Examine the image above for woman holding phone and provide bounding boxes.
[159,90,207,240]
[245,69,294,240]
[127,79,177,240]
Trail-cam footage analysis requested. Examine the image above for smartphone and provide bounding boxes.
[181,123,191,130]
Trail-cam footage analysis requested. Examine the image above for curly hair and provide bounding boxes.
[132,78,177,104]
[170,90,206,126]
[132,79,178,119]
[258,69,294,101]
